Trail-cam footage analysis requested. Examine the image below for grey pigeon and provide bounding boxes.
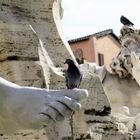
[64,59,82,89]
[120,15,134,26]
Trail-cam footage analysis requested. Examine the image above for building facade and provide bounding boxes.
[68,29,121,71]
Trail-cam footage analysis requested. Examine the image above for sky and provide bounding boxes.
[61,0,140,40]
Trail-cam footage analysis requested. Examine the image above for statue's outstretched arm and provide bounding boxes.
[0,77,88,133]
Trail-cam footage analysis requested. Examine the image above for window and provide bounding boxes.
[98,53,104,66]
[74,49,84,64]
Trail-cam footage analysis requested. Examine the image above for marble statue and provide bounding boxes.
[0,76,88,133]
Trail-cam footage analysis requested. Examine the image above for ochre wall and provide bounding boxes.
[94,35,120,71]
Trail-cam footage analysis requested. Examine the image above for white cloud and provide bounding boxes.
[61,0,140,39]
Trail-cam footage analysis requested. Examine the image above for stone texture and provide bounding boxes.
[0,21,43,87]
[0,61,45,87]
[0,22,39,59]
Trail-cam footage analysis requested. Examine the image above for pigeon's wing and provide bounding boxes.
[65,64,82,89]
[65,71,80,89]
[65,72,70,89]
[120,16,124,23]
[120,16,128,25]
[77,74,82,87]
[120,16,134,26]
[71,72,82,88]
[66,72,76,89]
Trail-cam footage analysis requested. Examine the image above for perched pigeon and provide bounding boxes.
[64,59,82,89]
[120,15,134,26]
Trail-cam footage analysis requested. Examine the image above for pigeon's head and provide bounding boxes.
[64,59,75,65]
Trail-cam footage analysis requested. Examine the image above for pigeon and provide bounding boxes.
[120,15,134,26]
[64,59,82,89]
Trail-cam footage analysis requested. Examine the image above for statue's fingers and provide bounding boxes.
[57,96,81,111]
[47,89,88,102]
[63,89,88,101]
[40,106,64,122]
[48,101,72,117]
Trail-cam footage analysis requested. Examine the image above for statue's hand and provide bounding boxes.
[40,88,88,123]
[130,52,140,86]
[0,78,88,132]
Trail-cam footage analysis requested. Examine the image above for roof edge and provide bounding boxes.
[68,29,120,44]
